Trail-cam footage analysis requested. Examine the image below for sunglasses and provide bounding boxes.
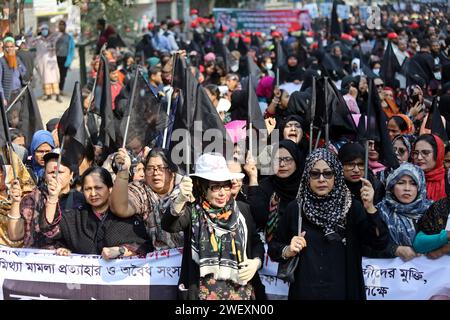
[393,147,407,155]
[310,170,334,180]
[209,182,232,192]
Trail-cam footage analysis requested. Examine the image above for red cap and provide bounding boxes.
[191,20,198,28]
[147,22,154,31]
[387,32,398,39]
[340,33,353,41]
[350,29,358,37]
[254,31,262,37]
[229,32,239,38]
[244,37,251,44]
[215,32,224,39]
[311,43,319,50]
[410,22,420,29]
[271,31,282,38]
[290,22,301,32]
[307,31,314,37]
[244,31,251,36]
[190,9,198,15]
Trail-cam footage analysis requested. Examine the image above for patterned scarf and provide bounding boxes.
[265,193,280,243]
[297,148,352,243]
[377,163,432,246]
[418,197,449,235]
[191,198,248,285]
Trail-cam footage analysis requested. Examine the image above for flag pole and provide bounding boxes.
[310,77,317,153]
[364,80,373,180]
[122,67,140,149]
[55,136,65,180]
[162,87,174,149]
[0,98,17,179]
[324,77,329,144]
[6,82,30,113]
[276,68,280,87]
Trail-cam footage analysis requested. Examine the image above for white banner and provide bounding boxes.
[1,246,449,300]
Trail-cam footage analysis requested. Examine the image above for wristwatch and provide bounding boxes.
[117,246,126,258]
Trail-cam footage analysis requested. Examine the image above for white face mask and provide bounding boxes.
[265,63,273,70]
[373,68,380,75]
[434,71,442,80]
[230,63,239,72]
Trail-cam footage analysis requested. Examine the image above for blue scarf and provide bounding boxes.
[376,163,432,246]
[30,130,55,180]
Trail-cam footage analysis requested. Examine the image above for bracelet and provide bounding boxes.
[281,246,290,260]
[7,214,22,220]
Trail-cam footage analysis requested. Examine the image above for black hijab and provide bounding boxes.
[270,139,303,202]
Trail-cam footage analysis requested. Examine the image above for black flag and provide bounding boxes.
[94,54,116,149]
[57,82,86,168]
[330,0,341,38]
[358,79,399,169]
[119,71,168,150]
[380,41,401,88]
[7,86,44,147]
[425,96,448,144]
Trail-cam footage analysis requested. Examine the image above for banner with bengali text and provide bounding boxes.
[1,246,449,300]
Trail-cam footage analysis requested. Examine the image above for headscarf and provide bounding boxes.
[297,148,352,242]
[191,197,247,285]
[418,197,450,235]
[256,76,275,99]
[271,139,303,202]
[393,114,414,135]
[392,134,415,163]
[376,163,432,246]
[422,134,446,201]
[30,130,55,180]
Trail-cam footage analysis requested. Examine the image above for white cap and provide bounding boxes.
[189,153,244,181]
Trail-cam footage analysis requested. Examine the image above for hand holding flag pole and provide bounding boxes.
[0,98,17,179]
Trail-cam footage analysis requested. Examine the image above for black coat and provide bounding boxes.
[268,198,388,300]
[161,201,266,300]
[56,207,152,255]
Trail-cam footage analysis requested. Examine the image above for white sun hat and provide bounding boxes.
[189,153,244,181]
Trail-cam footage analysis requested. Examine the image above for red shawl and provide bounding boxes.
[425,135,446,201]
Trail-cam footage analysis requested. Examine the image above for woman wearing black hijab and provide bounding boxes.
[286,69,319,123]
[337,142,385,205]
[245,140,304,243]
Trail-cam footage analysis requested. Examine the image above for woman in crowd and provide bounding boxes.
[370,163,432,261]
[338,142,384,205]
[28,130,55,184]
[413,194,450,259]
[392,134,415,164]
[246,140,303,243]
[162,153,265,300]
[110,147,184,250]
[387,115,414,140]
[268,148,388,300]
[413,134,446,201]
[8,150,84,248]
[54,167,151,259]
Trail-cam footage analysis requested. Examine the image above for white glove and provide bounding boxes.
[173,176,195,214]
[238,258,261,283]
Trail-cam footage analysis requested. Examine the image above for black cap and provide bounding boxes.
[46,118,60,132]
[43,148,73,171]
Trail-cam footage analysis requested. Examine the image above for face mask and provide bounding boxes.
[373,68,380,75]
[41,29,49,37]
[434,71,442,80]
[265,63,273,70]
[230,63,239,72]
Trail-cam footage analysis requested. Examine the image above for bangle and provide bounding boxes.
[7,214,22,220]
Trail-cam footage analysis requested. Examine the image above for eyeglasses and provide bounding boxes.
[285,123,302,129]
[209,182,232,192]
[145,165,168,174]
[310,170,334,180]
[375,83,384,88]
[276,156,294,165]
[343,162,365,171]
[35,149,52,155]
[411,149,433,159]
[393,147,407,155]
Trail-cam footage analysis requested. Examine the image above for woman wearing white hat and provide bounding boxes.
[162,152,265,300]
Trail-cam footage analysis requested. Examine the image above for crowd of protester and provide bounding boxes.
[0,3,450,300]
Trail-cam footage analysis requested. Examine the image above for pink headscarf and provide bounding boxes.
[256,76,275,99]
